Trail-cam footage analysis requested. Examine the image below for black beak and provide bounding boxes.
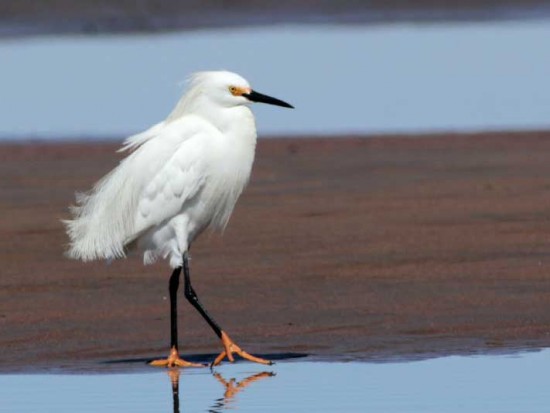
[242,90,294,109]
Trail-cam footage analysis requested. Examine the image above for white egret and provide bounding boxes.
[64,71,293,367]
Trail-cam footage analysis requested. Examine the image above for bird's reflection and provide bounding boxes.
[166,368,275,413]
[210,371,275,411]
[167,369,181,413]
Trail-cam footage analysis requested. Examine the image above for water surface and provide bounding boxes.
[2,20,550,139]
[1,349,549,412]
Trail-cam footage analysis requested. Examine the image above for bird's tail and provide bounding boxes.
[63,156,140,262]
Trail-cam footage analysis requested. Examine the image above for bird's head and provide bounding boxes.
[191,71,294,109]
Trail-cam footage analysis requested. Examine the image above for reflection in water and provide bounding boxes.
[1,352,550,412]
[166,368,275,413]
[211,372,275,412]
[168,370,181,413]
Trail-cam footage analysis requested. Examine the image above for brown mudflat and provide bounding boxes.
[1,132,550,372]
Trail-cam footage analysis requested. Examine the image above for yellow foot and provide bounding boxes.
[150,346,206,368]
[212,331,273,367]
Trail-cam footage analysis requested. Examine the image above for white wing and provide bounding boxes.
[133,128,213,235]
[64,114,220,262]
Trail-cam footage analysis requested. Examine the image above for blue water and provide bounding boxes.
[2,20,550,140]
[1,350,549,412]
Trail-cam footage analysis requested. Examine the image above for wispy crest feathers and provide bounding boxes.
[118,72,215,153]
[166,72,214,123]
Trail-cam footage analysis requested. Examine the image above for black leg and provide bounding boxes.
[169,266,182,350]
[183,254,223,338]
[150,264,204,367]
[182,254,272,366]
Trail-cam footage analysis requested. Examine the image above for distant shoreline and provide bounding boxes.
[2,1,550,38]
[2,129,550,145]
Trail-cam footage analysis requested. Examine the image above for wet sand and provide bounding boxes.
[1,132,550,372]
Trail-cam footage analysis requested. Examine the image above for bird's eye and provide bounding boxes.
[229,86,239,96]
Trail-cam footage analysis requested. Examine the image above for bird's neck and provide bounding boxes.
[168,95,257,149]
[196,103,256,139]
[214,107,255,136]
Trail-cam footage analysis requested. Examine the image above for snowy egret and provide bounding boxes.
[64,71,293,367]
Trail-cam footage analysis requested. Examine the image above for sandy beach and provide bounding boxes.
[1,132,550,372]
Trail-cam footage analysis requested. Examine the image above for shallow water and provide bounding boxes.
[2,20,550,139]
[1,350,549,412]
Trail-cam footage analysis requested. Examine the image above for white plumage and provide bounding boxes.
[64,71,287,268]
